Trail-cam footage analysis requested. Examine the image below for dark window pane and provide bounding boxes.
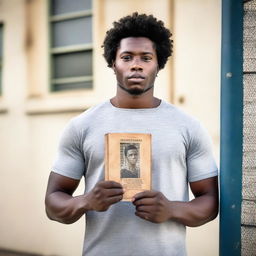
[52,51,92,78]
[0,24,3,95]
[0,24,3,58]
[51,0,92,15]
[0,68,2,94]
[53,81,92,91]
[52,17,92,47]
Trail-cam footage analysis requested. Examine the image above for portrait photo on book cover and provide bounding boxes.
[120,143,140,178]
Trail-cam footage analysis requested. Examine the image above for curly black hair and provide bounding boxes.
[124,144,138,156]
[102,12,173,70]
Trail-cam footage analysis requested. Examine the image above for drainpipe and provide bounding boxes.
[220,0,243,255]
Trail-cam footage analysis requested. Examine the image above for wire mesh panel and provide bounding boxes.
[243,74,256,200]
[242,0,256,255]
[241,226,256,255]
[243,1,256,72]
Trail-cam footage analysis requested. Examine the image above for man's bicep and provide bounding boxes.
[189,176,219,198]
[46,171,81,197]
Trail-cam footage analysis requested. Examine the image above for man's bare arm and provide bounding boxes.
[133,176,218,227]
[45,172,124,224]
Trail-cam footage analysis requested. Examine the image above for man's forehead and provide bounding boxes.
[127,149,138,153]
[118,37,155,53]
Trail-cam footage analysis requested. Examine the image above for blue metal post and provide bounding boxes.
[220,0,243,255]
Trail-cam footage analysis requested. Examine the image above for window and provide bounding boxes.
[49,0,93,91]
[0,23,3,95]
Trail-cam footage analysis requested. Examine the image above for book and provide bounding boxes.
[105,133,152,201]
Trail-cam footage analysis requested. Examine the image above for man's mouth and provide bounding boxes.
[127,74,145,82]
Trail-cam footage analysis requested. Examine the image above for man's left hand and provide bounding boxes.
[132,190,171,223]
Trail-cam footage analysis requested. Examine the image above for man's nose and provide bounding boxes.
[131,58,143,71]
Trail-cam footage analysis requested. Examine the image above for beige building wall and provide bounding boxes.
[173,1,221,255]
[0,0,220,255]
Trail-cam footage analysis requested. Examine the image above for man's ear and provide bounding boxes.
[156,66,160,77]
[112,62,116,73]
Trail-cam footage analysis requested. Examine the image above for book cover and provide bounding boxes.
[105,133,152,201]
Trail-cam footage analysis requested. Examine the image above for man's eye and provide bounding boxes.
[142,56,152,61]
[121,55,132,61]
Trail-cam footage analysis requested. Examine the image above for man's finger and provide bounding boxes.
[104,188,124,197]
[132,190,157,202]
[135,211,151,221]
[132,197,154,206]
[136,205,155,213]
[105,195,123,205]
[99,180,123,188]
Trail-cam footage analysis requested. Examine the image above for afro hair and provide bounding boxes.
[102,12,173,70]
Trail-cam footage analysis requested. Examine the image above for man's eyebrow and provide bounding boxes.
[120,51,154,55]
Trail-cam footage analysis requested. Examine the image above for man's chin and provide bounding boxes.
[118,84,153,95]
[127,88,145,95]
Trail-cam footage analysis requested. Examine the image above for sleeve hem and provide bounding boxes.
[188,170,218,183]
[52,168,83,180]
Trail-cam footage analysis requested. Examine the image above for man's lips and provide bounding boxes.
[127,74,145,82]
[127,74,145,79]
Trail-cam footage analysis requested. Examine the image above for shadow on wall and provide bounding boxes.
[0,248,59,256]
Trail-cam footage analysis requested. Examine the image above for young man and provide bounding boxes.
[45,13,218,256]
[121,144,140,178]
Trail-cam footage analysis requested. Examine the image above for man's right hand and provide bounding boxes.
[85,181,124,212]
[45,172,124,224]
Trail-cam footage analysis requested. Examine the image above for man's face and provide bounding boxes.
[113,37,159,95]
[126,149,138,165]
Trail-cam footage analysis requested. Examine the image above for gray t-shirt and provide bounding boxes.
[52,100,218,256]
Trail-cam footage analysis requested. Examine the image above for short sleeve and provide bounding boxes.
[187,123,218,182]
[52,120,85,180]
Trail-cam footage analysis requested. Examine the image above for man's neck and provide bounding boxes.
[128,164,137,172]
[111,90,161,109]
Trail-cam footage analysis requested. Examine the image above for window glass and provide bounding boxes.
[0,68,2,94]
[0,25,3,58]
[0,24,3,95]
[53,81,92,91]
[52,17,92,47]
[51,0,92,15]
[53,51,92,78]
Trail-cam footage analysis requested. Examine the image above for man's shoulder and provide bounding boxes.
[121,168,137,178]
[121,168,129,173]
[161,100,200,126]
[70,100,111,126]
[80,100,110,117]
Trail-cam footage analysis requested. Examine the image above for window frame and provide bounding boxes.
[0,23,4,96]
[48,0,93,92]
